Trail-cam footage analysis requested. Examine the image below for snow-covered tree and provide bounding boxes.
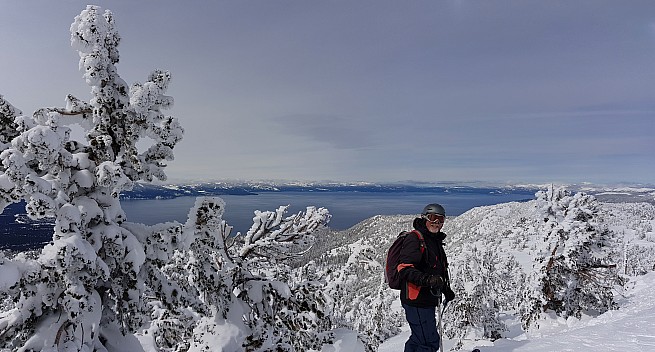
[446,244,524,348]
[0,95,22,207]
[135,198,332,351]
[0,5,184,351]
[608,202,655,276]
[224,204,334,351]
[520,186,619,328]
[0,96,21,149]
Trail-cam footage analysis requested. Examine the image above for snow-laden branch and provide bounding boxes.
[238,206,330,261]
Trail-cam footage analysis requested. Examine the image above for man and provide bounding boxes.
[397,203,455,352]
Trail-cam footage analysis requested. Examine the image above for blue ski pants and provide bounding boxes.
[402,303,440,352]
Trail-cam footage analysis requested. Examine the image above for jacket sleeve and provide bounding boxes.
[397,232,426,286]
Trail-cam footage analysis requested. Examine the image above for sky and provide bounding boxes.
[1,0,654,185]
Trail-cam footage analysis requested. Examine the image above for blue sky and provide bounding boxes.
[1,1,653,185]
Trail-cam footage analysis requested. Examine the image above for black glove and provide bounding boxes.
[421,275,444,289]
[443,285,455,302]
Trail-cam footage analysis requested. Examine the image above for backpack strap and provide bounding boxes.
[410,230,425,253]
[410,230,426,258]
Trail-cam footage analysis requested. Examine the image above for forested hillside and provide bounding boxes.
[296,187,655,350]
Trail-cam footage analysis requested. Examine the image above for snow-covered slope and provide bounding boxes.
[302,193,655,351]
[378,271,655,351]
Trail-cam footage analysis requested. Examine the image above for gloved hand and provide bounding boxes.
[443,285,455,302]
[421,275,444,289]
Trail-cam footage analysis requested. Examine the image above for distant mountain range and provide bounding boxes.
[123,180,655,203]
[121,181,542,199]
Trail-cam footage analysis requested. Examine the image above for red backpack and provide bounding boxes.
[384,230,425,290]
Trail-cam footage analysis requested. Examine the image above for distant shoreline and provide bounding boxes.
[2,183,652,253]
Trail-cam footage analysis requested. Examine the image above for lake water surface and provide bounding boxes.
[121,190,536,233]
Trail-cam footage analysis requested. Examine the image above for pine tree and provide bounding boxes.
[0,5,182,350]
[447,245,523,345]
[520,186,619,328]
[119,197,333,351]
[0,95,21,149]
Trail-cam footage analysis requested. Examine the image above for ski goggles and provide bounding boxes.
[423,213,445,223]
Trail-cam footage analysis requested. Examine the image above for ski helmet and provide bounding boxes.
[422,203,445,216]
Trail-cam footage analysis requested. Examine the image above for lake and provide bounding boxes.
[120,190,536,232]
[1,189,536,251]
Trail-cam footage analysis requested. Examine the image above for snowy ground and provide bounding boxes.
[371,272,655,352]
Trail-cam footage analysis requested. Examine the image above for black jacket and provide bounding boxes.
[397,217,451,307]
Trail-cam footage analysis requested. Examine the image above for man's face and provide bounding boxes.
[424,213,445,234]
